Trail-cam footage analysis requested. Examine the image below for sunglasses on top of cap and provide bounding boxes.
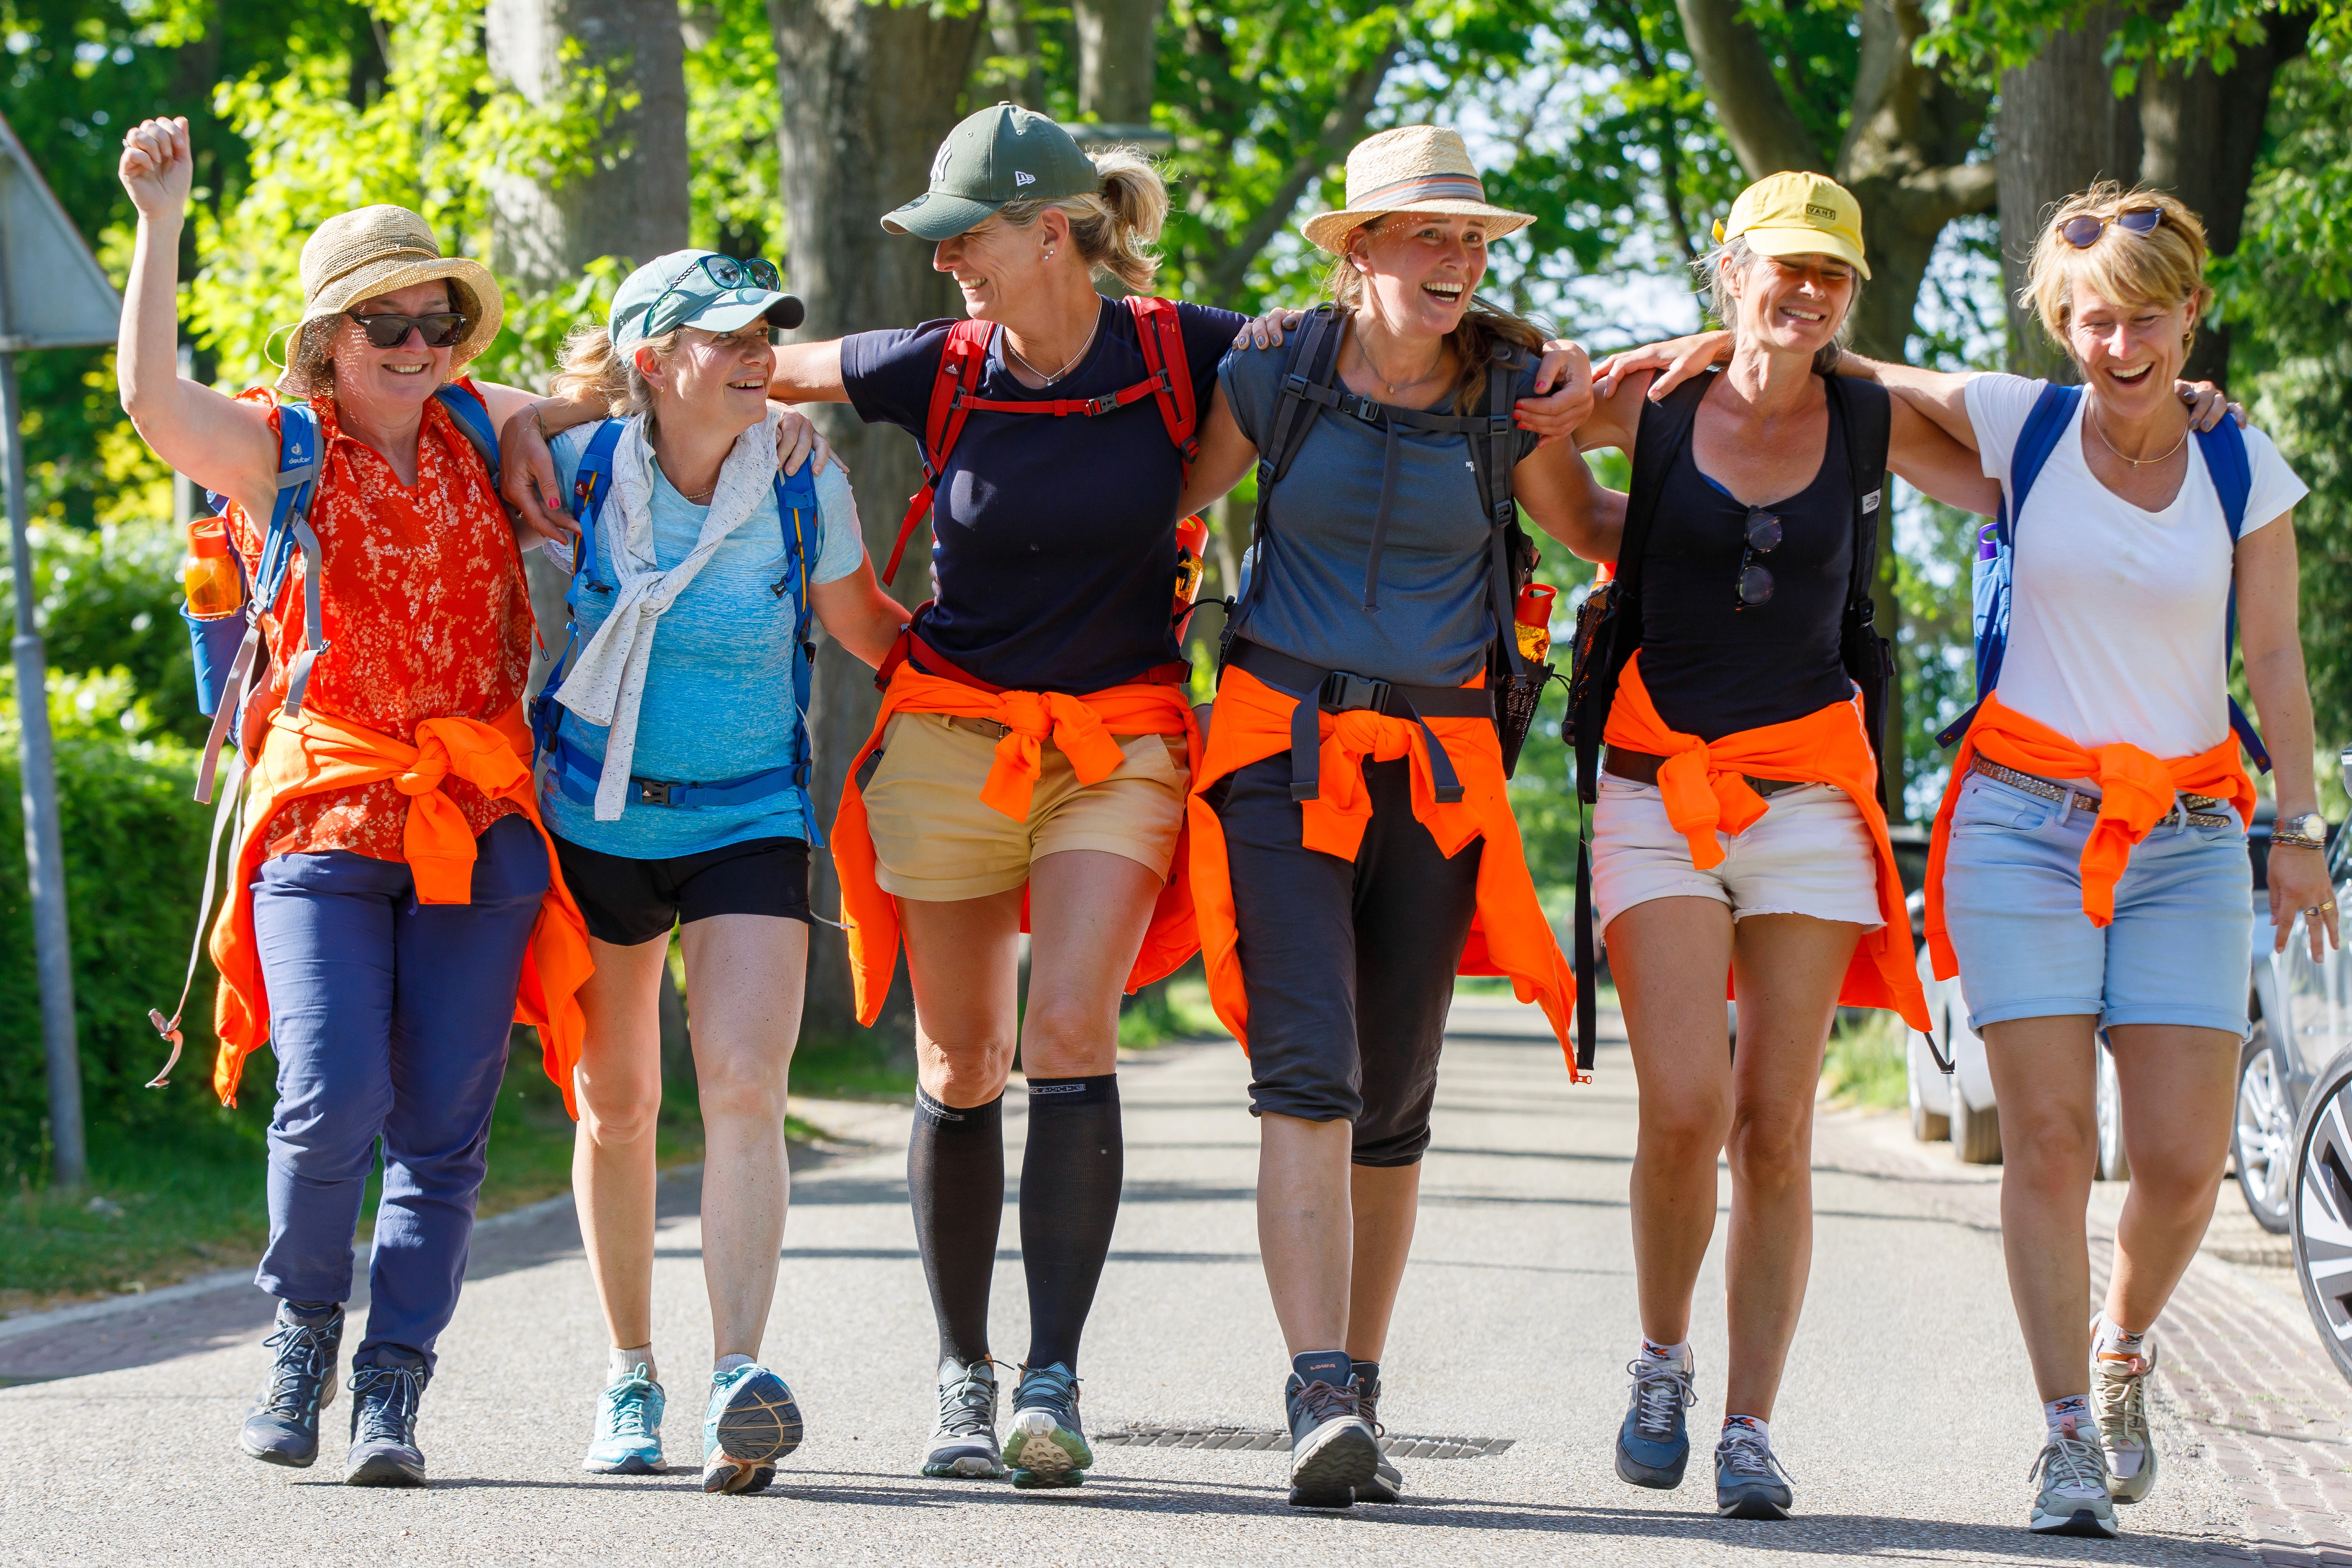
[646,255,784,337]
[2060,208,2163,250]
[345,310,467,349]
[1734,505,1781,610]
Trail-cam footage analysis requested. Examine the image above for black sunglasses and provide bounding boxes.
[1735,506,1781,609]
[646,255,784,337]
[345,310,467,349]
[2060,209,2163,250]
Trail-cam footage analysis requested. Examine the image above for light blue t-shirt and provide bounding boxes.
[542,422,865,858]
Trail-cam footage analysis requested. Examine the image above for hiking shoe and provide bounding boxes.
[2093,1340,2158,1504]
[2029,1417,2119,1538]
[1004,1363,1091,1489]
[1714,1418,1793,1519]
[1350,1365,1402,1504]
[344,1352,430,1487]
[1616,1350,1695,1489]
[582,1363,666,1475]
[1284,1372,1377,1508]
[702,1363,804,1495]
[921,1357,1006,1479]
[239,1302,343,1469]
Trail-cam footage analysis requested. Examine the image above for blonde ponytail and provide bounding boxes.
[549,322,683,420]
[995,146,1170,293]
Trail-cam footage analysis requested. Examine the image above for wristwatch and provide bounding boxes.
[2274,811,2329,850]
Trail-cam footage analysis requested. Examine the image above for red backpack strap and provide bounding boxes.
[886,319,996,584]
[1127,295,1197,472]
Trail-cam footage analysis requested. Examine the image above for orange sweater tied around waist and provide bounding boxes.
[1603,653,1928,1031]
[1188,664,1578,1076]
[1924,691,2255,977]
[831,663,1202,1027]
[210,704,593,1113]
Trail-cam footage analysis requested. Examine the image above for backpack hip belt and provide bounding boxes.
[545,732,810,812]
[1224,638,1491,807]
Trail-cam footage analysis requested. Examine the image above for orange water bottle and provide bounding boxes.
[183,517,244,620]
[1514,582,1555,664]
[1172,513,1210,628]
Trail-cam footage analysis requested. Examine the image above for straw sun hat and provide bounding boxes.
[1300,125,1535,254]
[274,205,503,397]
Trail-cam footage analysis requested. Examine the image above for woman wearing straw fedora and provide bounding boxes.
[1174,124,1594,1507]
[117,116,605,1489]
[505,102,1593,1491]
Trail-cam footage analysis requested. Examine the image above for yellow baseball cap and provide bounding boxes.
[1714,171,1870,280]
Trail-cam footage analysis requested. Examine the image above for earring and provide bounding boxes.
[1045,247,1056,260]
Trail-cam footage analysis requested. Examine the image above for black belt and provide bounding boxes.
[1226,640,1492,806]
[1604,746,1807,798]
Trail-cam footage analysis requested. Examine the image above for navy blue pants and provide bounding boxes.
[250,814,546,1371]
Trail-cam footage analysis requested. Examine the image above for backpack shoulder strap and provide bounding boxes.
[1618,372,1709,609]
[1262,304,1343,487]
[432,382,501,485]
[2006,381,2079,537]
[771,460,821,616]
[885,319,995,584]
[1127,295,1198,468]
[1826,373,1894,808]
[2194,414,2273,771]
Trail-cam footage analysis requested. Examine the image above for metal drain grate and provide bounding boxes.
[1096,1426,1513,1459]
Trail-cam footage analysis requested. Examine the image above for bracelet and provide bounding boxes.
[2273,832,2325,851]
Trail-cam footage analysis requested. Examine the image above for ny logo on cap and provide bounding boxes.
[1014,170,1036,187]
[932,143,954,182]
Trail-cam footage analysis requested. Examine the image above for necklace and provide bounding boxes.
[1352,321,1445,397]
[1006,312,1101,386]
[2087,405,2188,470]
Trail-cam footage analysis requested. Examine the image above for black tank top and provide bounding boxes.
[1636,381,1854,742]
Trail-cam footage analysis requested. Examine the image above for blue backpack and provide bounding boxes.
[185,383,506,804]
[1937,382,2272,773]
[528,418,823,841]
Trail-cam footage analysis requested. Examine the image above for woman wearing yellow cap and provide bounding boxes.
[1605,180,2322,1542]
[1562,171,1998,1520]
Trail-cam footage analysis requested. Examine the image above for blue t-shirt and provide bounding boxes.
[840,295,1246,693]
[542,422,865,858]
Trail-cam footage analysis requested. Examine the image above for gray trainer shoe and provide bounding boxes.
[1713,1417,1793,1519]
[2093,1340,2158,1504]
[1349,1366,1403,1504]
[2029,1417,2118,1538]
[921,1357,1006,1480]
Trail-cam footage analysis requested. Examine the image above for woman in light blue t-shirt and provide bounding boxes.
[530,251,906,1495]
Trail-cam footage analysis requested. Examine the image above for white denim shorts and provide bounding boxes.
[1591,774,1884,932]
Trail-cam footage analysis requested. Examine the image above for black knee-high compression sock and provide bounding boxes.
[1020,1074,1123,1371]
[908,1087,1004,1367]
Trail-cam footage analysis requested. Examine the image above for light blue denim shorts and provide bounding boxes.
[1941,772,2253,1035]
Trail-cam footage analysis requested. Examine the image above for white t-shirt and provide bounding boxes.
[1964,372,2308,758]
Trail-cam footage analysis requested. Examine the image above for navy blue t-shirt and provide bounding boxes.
[841,295,1246,693]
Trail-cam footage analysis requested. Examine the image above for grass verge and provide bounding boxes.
[1822,1009,1909,1111]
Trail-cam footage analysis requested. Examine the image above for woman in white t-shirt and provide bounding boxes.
[1603,182,2333,1542]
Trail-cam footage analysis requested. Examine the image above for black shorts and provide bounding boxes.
[1209,754,1482,1166]
[551,833,812,948]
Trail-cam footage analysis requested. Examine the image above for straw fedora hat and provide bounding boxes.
[1301,125,1535,254]
[274,205,503,397]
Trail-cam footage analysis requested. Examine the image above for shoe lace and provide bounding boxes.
[2029,1426,2109,1495]
[258,1318,334,1418]
[2093,1353,2148,1448]
[937,1360,1000,1439]
[1624,1358,1696,1442]
[1293,1378,1359,1429]
[602,1369,657,1440]
[349,1364,425,1446]
[1015,1362,1081,1421]
[1718,1428,1792,1482]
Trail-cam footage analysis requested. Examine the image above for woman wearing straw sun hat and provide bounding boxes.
[1172,122,1599,1507]
[116,115,607,1489]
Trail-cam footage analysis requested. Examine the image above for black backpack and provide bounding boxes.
[1562,368,1893,1066]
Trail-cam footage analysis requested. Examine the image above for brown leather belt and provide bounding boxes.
[1604,745,1808,798]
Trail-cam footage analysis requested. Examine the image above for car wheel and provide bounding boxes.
[2095,1037,2131,1183]
[2289,1045,2352,1385]
[2239,1017,2296,1234]
[1952,1085,2002,1165]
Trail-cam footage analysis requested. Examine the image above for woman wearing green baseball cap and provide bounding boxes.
[524,249,910,1495]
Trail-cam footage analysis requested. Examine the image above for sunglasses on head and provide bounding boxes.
[646,255,784,337]
[1734,505,1781,610]
[345,310,467,349]
[2060,209,2163,250]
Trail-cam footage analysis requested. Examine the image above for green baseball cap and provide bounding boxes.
[611,250,804,352]
[881,103,1099,241]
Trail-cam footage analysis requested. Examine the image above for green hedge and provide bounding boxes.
[0,713,232,1186]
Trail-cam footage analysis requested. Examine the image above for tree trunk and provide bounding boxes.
[986,0,1046,111]
[1074,0,1161,124]
[770,0,982,1045]
[484,0,692,293]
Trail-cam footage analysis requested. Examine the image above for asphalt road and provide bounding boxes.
[0,998,2250,1566]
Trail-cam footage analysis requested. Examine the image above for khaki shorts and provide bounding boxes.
[862,713,1190,902]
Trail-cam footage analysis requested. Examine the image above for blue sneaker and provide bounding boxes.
[1715,1417,1794,1519]
[239,1302,343,1468]
[1615,1349,1695,1489]
[702,1363,804,1495]
[1004,1363,1091,1489]
[582,1363,666,1475]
